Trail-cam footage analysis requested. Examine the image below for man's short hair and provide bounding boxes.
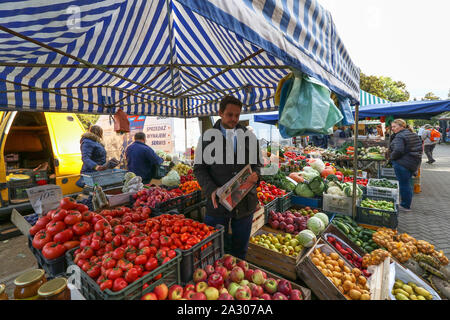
[134,132,146,141]
[219,95,243,113]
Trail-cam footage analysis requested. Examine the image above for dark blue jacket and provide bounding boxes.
[126,141,163,183]
[389,129,422,173]
[80,132,107,174]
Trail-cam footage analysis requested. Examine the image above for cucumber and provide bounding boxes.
[356,240,362,247]
[336,221,349,234]
[350,220,359,228]
[356,226,363,232]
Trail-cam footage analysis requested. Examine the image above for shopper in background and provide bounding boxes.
[417,125,425,138]
[421,124,440,164]
[333,127,344,138]
[345,126,353,138]
[194,95,262,260]
[389,119,423,212]
[126,132,164,184]
[76,125,107,188]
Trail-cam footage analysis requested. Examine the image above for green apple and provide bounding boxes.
[269,244,275,250]
[285,234,292,241]
[287,246,294,252]
[228,282,240,298]
[263,244,269,249]
[295,245,303,253]
[282,248,289,255]
[289,239,299,247]
[275,243,281,249]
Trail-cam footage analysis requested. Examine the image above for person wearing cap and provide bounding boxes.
[421,124,438,164]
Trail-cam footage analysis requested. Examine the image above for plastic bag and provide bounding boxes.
[161,170,180,186]
[338,97,355,126]
[278,71,343,137]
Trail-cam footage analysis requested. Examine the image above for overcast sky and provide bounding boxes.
[319,0,450,100]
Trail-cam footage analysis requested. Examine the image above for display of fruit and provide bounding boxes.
[268,207,319,234]
[173,163,193,177]
[326,235,371,278]
[392,279,434,300]
[250,232,303,257]
[362,249,391,268]
[179,173,196,184]
[342,177,368,186]
[310,247,371,300]
[133,186,179,208]
[256,181,287,205]
[431,250,449,266]
[179,181,201,194]
[416,240,435,255]
[144,256,304,300]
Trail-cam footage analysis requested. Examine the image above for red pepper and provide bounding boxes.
[327,236,336,243]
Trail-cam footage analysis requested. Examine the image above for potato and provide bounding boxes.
[333,271,342,278]
[338,259,345,267]
[344,274,353,283]
[343,280,354,292]
[357,276,367,286]
[349,289,362,300]
[334,266,342,272]
[326,263,335,270]
[319,262,327,269]
[338,285,345,294]
[352,268,361,277]
[330,252,339,260]
[311,257,320,265]
[332,277,340,287]
[343,266,351,273]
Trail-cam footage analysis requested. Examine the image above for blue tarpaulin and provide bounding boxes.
[253,114,279,125]
[356,100,450,120]
[0,0,360,117]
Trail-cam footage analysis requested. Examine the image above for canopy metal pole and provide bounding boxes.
[352,103,360,219]
[183,98,188,160]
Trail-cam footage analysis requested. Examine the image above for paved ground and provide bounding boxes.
[398,143,450,257]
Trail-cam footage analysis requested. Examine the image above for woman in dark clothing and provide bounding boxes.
[76,125,107,188]
[389,119,423,212]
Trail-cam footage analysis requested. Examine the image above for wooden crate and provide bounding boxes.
[246,226,307,281]
[321,224,367,257]
[10,208,32,235]
[250,206,265,236]
[296,238,356,300]
[237,258,311,300]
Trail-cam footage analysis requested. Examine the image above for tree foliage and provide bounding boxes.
[422,92,440,101]
[360,72,410,102]
[76,114,100,130]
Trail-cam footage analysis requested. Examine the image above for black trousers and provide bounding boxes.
[424,144,436,162]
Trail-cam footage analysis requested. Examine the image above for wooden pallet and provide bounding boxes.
[246,226,305,281]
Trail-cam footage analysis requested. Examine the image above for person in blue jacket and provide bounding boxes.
[126,132,163,184]
[76,125,107,188]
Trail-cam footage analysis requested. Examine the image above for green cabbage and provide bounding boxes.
[308,176,325,196]
[294,183,315,198]
[300,167,320,181]
[296,230,317,247]
[161,169,180,186]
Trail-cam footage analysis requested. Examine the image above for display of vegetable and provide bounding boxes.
[179,181,201,194]
[261,171,295,192]
[250,232,303,257]
[133,186,179,208]
[268,209,310,234]
[256,181,287,205]
[392,279,435,300]
[173,163,193,176]
[161,169,181,187]
[368,179,397,189]
[360,198,395,211]
[308,176,325,196]
[331,215,380,253]
[342,177,368,187]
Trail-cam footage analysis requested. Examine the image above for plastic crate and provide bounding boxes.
[367,179,399,204]
[33,170,48,182]
[106,191,135,207]
[27,235,67,278]
[82,169,127,187]
[277,192,293,213]
[180,225,225,285]
[181,190,202,209]
[65,247,181,300]
[150,195,186,216]
[263,199,278,223]
[8,178,34,201]
[153,164,171,179]
[291,195,323,209]
[322,193,355,216]
[356,195,398,229]
[380,167,396,179]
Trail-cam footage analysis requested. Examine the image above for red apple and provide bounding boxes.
[193,268,207,283]
[244,269,254,281]
[195,281,208,293]
[183,290,196,300]
[213,260,223,269]
[205,264,215,276]
[218,293,234,300]
[290,289,303,300]
[223,255,237,271]
[277,279,292,296]
[207,272,224,289]
[141,292,158,300]
[264,278,278,294]
[215,266,228,280]
[261,271,267,280]
[184,284,195,292]
[260,293,271,300]
[204,287,220,300]
[229,266,244,283]
[168,285,183,300]
[235,285,252,300]
[273,292,288,300]
[191,292,207,300]
[227,282,240,298]
[248,283,264,297]
[237,260,249,271]
[153,283,168,300]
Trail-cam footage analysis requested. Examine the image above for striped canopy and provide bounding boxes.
[0,0,360,117]
[360,90,390,107]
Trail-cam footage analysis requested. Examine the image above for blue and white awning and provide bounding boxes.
[0,0,360,117]
[360,90,390,107]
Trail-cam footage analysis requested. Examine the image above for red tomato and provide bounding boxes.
[46,221,66,237]
[72,221,91,236]
[59,197,78,210]
[94,219,110,232]
[63,240,80,251]
[144,257,158,271]
[53,229,74,243]
[64,211,82,225]
[100,279,113,291]
[124,268,139,284]
[32,230,52,249]
[76,204,89,213]
[81,211,93,222]
[107,267,123,281]
[134,254,147,265]
[112,278,128,292]
[52,209,68,222]
[42,242,66,260]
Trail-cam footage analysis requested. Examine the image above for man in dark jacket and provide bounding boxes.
[194,96,262,259]
[389,120,423,212]
[126,132,163,184]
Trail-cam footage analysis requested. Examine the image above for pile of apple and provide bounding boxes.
[133,186,178,209]
[144,255,303,300]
